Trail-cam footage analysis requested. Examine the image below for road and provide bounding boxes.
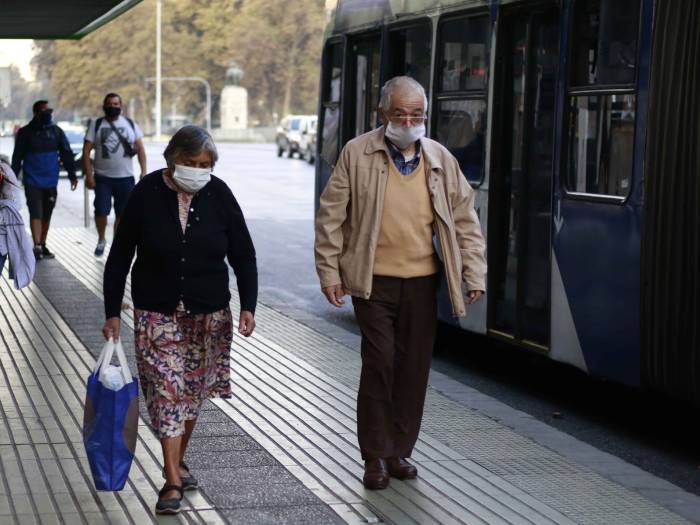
[2,137,699,498]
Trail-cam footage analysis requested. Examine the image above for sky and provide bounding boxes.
[0,40,35,80]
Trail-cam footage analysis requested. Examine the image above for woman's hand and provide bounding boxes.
[102,317,121,341]
[238,310,256,337]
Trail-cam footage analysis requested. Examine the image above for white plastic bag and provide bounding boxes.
[93,339,132,391]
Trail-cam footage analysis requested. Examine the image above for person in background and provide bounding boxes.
[11,100,78,260]
[315,76,486,490]
[102,125,257,515]
[0,161,35,288]
[83,93,147,256]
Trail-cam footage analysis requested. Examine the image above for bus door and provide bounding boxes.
[345,33,381,140]
[488,8,559,350]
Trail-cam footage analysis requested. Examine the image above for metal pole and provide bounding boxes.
[155,0,162,138]
[204,81,211,134]
[83,183,89,228]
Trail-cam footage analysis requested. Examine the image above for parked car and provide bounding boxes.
[276,115,317,159]
[59,128,85,177]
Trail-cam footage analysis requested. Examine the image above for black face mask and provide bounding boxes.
[103,106,121,119]
[38,109,53,126]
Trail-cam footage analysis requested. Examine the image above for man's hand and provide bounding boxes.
[322,284,346,307]
[102,317,121,341]
[70,179,78,191]
[467,290,484,305]
[85,175,95,190]
[238,310,256,337]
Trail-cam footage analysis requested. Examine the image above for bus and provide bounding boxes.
[314,0,700,403]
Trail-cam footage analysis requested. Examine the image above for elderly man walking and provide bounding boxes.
[315,76,486,490]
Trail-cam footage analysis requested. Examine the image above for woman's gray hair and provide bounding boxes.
[163,125,219,168]
[379,76,428,112]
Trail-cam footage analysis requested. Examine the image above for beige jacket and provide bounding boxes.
[314,127,486,317]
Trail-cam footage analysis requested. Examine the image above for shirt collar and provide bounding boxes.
[384,137,421,163]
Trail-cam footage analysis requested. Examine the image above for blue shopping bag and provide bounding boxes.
[83,339,139,491]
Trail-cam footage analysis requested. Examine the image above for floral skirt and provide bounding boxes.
[133,304,233,438]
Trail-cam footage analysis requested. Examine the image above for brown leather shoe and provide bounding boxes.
[363,458,390,490]
[386,457,418,480]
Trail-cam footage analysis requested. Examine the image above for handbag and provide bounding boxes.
[83,338,139,491]
[105,118,137,157]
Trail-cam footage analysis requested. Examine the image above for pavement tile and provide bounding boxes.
[11,493,34,515]
[195,466,298,487]
[184,449,277,470]
[29,493,55,515]
[37,513,61,525]
[187,435,261,452]
[104,510,131,524]
[190,422,250,438]
[193,410,233,424]
[51,492,79,515]
[201,482,321,509]
[80,512,112,525]
[219,504,343,525]
[15,514,40,525]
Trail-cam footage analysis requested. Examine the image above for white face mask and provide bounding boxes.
[172,164,211,193]
[384,121,426,150]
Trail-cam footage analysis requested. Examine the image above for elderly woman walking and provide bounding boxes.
[102,125,257,514]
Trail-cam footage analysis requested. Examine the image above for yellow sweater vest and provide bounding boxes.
[373,156,439,278]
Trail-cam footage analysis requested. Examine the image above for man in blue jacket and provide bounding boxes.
[12,100,78,260]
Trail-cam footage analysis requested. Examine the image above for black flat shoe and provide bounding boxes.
[162,461,198,491]
[155,484,183,515]
[179,461,199,490]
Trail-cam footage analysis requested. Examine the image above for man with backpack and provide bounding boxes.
[11,100,78,260]
[83,93,146,256]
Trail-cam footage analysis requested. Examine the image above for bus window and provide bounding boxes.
[567,94,635,195]
[565,0,641,198]
[320,42,342,167]
[388,21,432,91]
[435,99,486,181]
[571,0,641,86]
[350,36,381,137]
[434,15,489,184]
[438,17,489,92]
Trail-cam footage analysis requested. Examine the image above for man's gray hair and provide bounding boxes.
[379,76,428,112]
[163,125,219,168]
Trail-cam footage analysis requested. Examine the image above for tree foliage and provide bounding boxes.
[32,0,327,130]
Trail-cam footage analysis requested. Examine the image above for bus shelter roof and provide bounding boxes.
[0,0,142,39]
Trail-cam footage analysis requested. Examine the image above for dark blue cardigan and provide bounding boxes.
[103,170,257,319]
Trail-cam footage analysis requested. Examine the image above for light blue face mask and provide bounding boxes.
[172,164,211,193]
[385,122,426,149]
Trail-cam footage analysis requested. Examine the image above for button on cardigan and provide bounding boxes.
[103,171,257,319]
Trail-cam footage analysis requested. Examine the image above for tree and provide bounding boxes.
[30,0,328,130]
[224,0,326,124]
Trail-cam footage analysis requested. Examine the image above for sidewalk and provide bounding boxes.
[1,225,699,524]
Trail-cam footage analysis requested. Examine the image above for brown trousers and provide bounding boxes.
[352,274,438,460]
